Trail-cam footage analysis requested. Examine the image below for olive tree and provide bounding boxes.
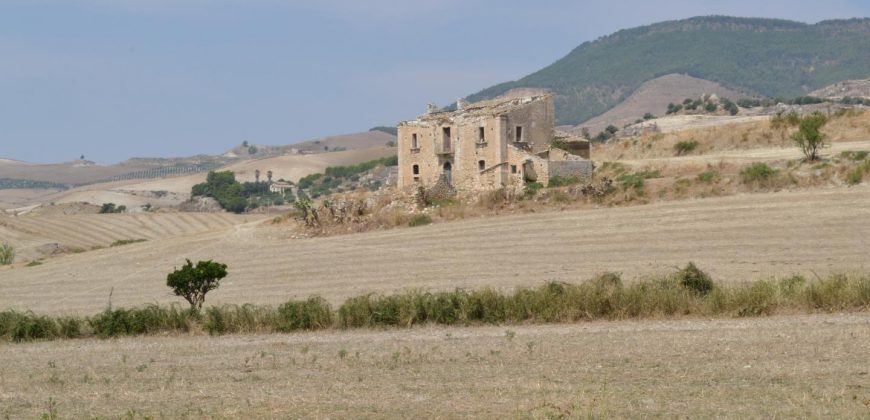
[166,259,228,310]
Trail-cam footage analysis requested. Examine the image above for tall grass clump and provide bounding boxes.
[0,243,14,265]
[203,304,276,335]
[0,311,59,342]
[276,297,333,332]
[89,304,197,337]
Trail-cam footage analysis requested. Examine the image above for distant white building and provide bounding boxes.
[269,181,292,194]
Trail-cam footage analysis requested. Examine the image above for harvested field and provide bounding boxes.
[0,212,262,262]
[1,313,867,418]
[2,185,869,315]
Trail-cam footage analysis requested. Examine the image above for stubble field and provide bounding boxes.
[1,184,869,316]
[1,314,868,418]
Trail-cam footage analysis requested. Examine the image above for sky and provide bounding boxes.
[1,0,868,164]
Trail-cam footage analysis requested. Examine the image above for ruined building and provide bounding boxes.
[397,94,592,192]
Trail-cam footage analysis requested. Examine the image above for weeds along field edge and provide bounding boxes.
[1,264,868,342]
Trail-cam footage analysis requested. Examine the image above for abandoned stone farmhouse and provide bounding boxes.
[397,94,591,192]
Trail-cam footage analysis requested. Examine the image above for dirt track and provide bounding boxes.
[2,184,869,315]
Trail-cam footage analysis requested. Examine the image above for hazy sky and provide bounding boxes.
[2,0,868,163]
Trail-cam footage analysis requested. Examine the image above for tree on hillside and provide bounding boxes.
[792,112,828,162]
[191,171,248,213]
[166,259,228,310]
[255,169,261,183]
[267,170,273,184]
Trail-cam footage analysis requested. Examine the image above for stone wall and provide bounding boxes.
[548,160,594,182]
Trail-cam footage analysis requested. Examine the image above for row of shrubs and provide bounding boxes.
[2,265,868,342]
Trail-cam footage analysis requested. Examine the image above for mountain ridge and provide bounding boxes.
[466,16,870,125]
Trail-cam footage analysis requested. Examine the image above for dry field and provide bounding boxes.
[0,212,264,262]
[2,184,869,316]
[0,313,868,418]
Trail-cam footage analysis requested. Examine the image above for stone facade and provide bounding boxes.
[397,94,589,193]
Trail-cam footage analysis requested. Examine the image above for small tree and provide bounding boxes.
[166,259,228,310]
[792,112,828,162]
[267,170,273,183]
[255,169,261,183]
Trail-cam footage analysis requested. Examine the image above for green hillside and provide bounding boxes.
[466,16,870,125]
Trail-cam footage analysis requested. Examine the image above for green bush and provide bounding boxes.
[792,112,828,161]
[740,163,777,185]
[547,175,580,188]
[0,311,59,342]
[676,262,715,296]
[673,140,699,156]
[616,171,660,193]
[408,214,433,227]
[525,182,544,197]
[89,305,195,337]
[697,171,718,183]
[166,259,228,310]
[276,297,333,331]
[0,243,14,265]
[839,151,868,161]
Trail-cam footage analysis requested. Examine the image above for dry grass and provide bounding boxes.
[2,185,870,316]
[1,314,868,418]
[593,109,870,161]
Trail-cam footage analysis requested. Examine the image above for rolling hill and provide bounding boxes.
[467,16,870,125]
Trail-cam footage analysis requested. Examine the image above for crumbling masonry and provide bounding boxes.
[397,94,592,193]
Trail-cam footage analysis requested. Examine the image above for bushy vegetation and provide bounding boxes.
[166,259,228,310]
[673,140,699,155]
[845,159,870,186]
[791,112,828,161]
[99,203,126,214]
[408,214,433,227]
[547,175,581,188]
[616,170,661,194]
[697,170,719,183]
[369,126,398,136]
[467,16,870,125]
[3,266,870,342]
[0,243,13,265]
[296,155,398,198]
[191,171,289,213]
[740,163,777,185]
[1,270,865,342]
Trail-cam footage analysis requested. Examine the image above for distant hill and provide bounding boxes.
[809,78,870,99]
[467,16,870,125]
[575,74,748,134]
